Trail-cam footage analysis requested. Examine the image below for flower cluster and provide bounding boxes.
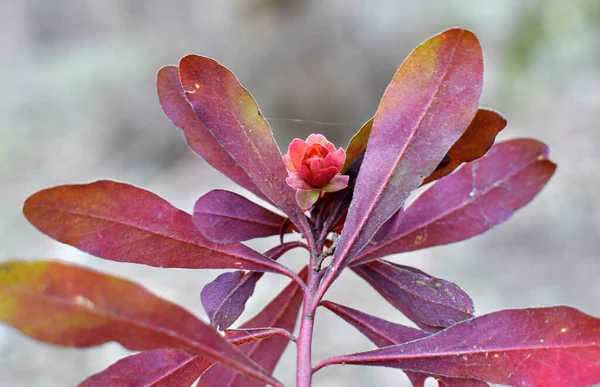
[283,134,348,209]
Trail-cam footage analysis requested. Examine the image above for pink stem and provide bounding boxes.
[310,267,335,315]
[296,234,321,387]
[296,289,316,387]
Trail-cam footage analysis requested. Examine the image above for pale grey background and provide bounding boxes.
[1,1,599,386]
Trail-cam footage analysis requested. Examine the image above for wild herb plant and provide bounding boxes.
[2,28,599,387]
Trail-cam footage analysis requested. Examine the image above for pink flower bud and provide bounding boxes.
[283,134,349,209]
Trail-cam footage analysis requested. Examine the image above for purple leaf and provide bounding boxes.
[202,271,255,331]
[316,306,600,387]
[198,267,307,387]
[322,301,489,387]
[201,242,304,331]
[157,66,270,203]
[177,55,307,230]
[79,349,212,387]
[322,300,428,346]
[352,260,474,332]
[325,28,483,289]
[354,139,557,264]
[194,189,287,243]
[23,181,298,278]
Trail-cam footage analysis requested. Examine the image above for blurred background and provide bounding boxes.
[1,1,599,386]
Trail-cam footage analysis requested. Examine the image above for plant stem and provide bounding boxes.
[296,290,316,387]
[296,235,322,387]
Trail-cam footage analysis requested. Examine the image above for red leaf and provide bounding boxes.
[325,28,483,288]
[201,242,304,331]
[342,108,505,183]
[194,189,286,243]
[355,139,557,264]
[341,117,373,173]
[316,306,600,387]
[322,301,489,387]
[0,260,282,387]
[157,66,270,203]
[177,55,307,230]
[23,180,293,274]
[423,108,507,185]
[79,349,212,387]
[198,267,307,387]
[79,328,292,387]
[352,260,474,332]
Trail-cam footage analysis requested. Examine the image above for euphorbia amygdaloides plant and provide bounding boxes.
[2,28,599,387]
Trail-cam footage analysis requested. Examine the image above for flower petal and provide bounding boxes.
[311,166,339,187]
[286,174,313,191]
[324,142,336,153]
[309,158,322,176]
[299,164,313,185]
[304,143,329,160]
[323,148,346,170]
[321,175,349,192]
[295,190,320,209]
[283,153,296,174]
[306,134,332,150]
[288,139,309,173]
